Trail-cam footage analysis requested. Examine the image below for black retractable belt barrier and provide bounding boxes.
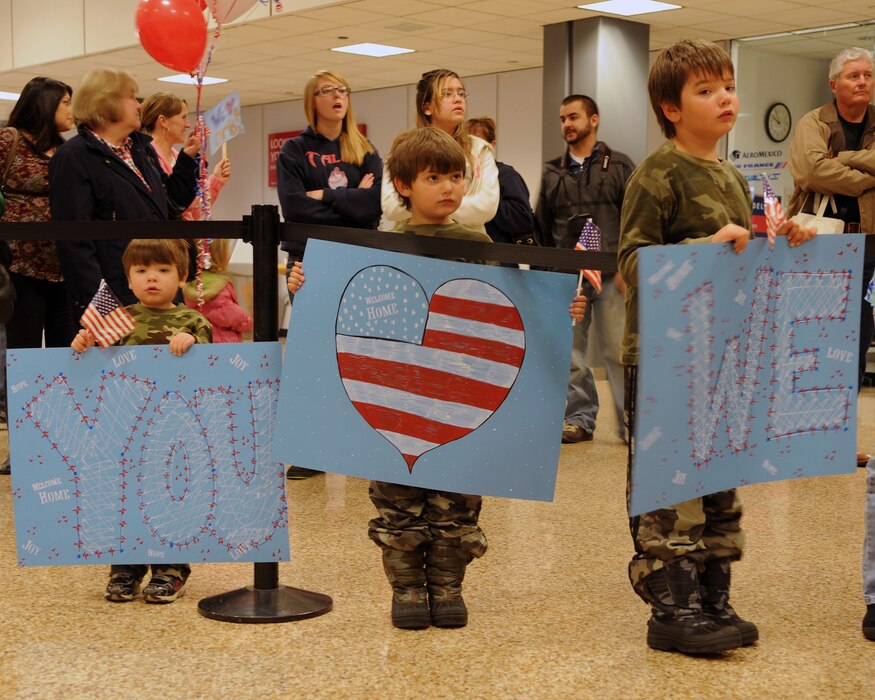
[197,205,333,623]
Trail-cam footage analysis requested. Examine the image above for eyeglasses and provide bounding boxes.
[314,86,351,97]
[439,89,468,100]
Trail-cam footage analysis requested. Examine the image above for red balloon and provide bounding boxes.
[136,0,207,74]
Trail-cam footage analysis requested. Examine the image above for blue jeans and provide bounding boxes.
[564,277,625,438]
[865,455,875,604]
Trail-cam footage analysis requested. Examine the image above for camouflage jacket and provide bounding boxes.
[618,140,751,365]
[120,303,212,346]
[399,220,497,265]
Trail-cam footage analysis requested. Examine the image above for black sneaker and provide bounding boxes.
[143,574,186,603]
[104,572,144,602]
[864,604,875,641]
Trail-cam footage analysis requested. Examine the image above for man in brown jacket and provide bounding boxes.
[787,46,875,468]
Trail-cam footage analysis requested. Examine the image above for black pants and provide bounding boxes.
[6,272,77,349]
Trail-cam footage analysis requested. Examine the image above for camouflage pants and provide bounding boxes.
[624,365,744,601]
[367,480,487,558]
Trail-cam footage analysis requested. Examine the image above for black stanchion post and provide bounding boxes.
[197,204,332,623]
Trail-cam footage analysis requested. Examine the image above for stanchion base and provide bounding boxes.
[197,585,332,623]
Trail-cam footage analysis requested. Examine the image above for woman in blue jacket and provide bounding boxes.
[466,116,534,246]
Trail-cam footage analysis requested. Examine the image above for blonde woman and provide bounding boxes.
[276,69,382,261]
[381,69,499,231]
[50,69,200,310]
[140,92,231,221]
[276,69,382,479]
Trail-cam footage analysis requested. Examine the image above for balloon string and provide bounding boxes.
[192,22,222,307]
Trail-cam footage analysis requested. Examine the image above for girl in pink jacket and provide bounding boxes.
[183,239,253,342]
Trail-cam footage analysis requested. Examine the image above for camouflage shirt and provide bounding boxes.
[120,303,212,346]
[618,140,751,364]
[399,220,497,265]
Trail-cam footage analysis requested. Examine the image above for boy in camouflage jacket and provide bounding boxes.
[72,238,211,603]
[289,128,586,629]
[617,40,815,655]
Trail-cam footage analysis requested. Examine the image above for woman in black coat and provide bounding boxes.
[49,68,199,310]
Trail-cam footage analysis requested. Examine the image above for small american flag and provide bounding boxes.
[762,175,785,249]
[80,280,135,348]
[575,219,602,294]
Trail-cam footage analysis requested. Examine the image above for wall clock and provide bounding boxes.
[766,102,791,142]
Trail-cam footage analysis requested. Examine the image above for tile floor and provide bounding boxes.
[1,381,874,699]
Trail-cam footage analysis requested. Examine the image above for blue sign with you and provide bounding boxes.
[8,343,288,566]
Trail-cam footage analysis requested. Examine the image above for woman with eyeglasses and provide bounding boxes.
[276,69,382,479]
[276,70,382,250]
[381,68,499,232]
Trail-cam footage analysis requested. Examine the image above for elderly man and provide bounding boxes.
[788,46,875,643]
[787,47,875,469]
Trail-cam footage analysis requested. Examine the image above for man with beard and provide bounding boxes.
[534,94,635,444]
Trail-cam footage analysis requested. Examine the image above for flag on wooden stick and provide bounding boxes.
[80,280,135,348]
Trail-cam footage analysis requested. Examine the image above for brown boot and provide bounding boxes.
[700,558,759,645]
[382,548,429,629]
[425,540,472,628]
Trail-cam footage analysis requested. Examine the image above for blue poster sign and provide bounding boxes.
[631,236,864,515]
[273,239,576,501]
[9,343,288,566]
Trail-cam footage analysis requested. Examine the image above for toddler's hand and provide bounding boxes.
[169,332,196,356]
[287,261,305,294]
[358,173,375,189]
[712,224,749,254]
[778,219,816,247]
[570,294,587,322]
[71,328,95,353]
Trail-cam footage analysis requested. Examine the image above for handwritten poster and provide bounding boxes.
[630,236,864,515]
[8,343,288,566]
[203,91,244,155]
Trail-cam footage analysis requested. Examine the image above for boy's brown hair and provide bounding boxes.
[122,239,190,282]
[387,127,467,210]
[648,39,734,139]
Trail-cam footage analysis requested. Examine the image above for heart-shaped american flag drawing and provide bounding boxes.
[335,266,525,472]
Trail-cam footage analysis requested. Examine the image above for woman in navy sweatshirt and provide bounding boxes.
[276,70,382,263]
